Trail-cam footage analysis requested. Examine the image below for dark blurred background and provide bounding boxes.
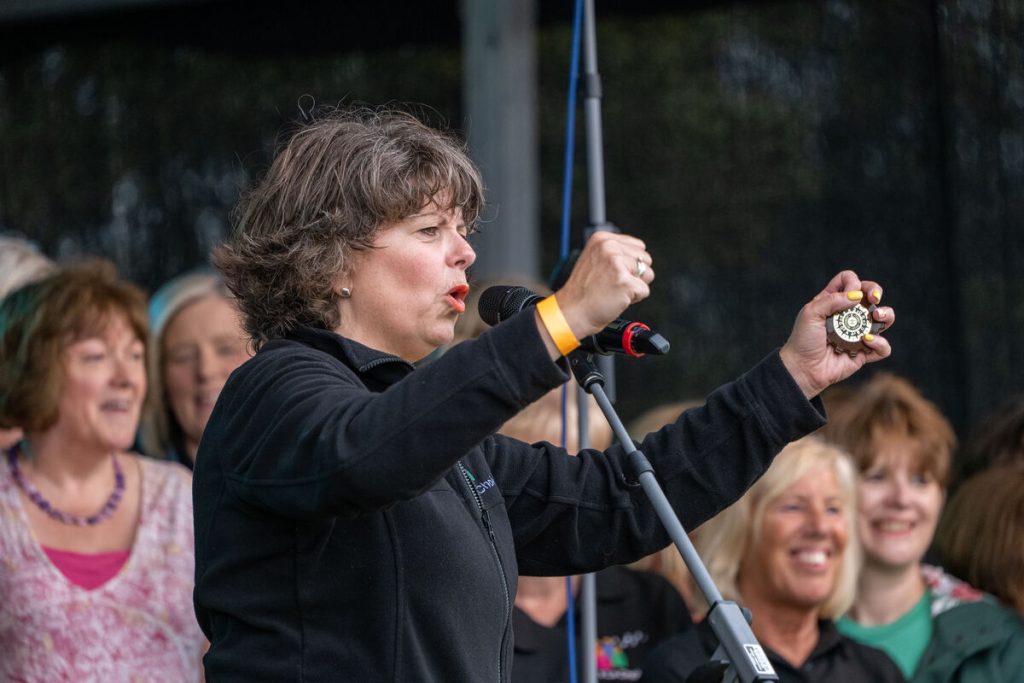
[1,0,1021,435]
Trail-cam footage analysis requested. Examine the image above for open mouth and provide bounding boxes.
[446,284,470,314]
[790,548,831,571]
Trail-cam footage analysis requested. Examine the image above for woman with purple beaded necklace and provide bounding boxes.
[0,262,206,681]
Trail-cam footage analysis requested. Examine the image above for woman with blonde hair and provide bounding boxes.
[140,270,249,466]
[641,436,904,682]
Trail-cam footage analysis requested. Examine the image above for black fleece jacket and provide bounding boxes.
[192,310,826,682]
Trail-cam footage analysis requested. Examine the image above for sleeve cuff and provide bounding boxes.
[478,308,570,407]
[738,349,827,444]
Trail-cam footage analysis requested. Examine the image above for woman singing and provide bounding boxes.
[193,107,895,682]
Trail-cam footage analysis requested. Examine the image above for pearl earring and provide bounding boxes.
[339,287,352,299]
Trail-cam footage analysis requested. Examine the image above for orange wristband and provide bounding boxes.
[536,295,580,356]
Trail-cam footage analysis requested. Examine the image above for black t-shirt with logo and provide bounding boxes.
[512,565,693,683]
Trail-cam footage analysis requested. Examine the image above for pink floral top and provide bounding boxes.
[0,456,205,682]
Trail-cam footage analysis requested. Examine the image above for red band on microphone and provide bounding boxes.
[621,322,650,358]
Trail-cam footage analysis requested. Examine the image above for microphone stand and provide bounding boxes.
[574,383,598,683]
[576,2,614,679]
[568,352,779,683]
[571,2,774,680]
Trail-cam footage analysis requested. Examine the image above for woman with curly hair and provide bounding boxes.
[0,263,205,680]
[192,107,895,682]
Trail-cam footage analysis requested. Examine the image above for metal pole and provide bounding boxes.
[579,2,608,680]
[576,384,597,683]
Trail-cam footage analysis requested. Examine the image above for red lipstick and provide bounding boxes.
[447,284,470,314]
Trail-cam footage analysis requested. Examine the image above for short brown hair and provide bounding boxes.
[216,106,485,349]
[934,465,1024,612]
[0,261,148,432]
[822,373,956,489]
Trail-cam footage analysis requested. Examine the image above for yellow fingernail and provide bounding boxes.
[871,288,881,303]
[847,291,864,301]
[863,334,875,342]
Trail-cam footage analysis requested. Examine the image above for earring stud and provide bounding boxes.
[340,287,352,299]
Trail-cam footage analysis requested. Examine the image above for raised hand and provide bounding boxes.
[553,231,655,340]
[779,270,895,399]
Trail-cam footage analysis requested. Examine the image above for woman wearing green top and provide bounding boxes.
[824,374,1024,682]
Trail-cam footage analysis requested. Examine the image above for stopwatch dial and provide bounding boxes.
[826,303,882,356]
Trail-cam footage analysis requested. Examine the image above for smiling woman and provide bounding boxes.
[0,261,205,681]
[640,436,904,683]
[823,374,1024,683]
[140,271,250,467]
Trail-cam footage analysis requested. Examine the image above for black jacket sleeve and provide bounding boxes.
[206,310,569,518]
[484,350,826,574]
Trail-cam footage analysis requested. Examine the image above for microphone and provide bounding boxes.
[477,285,670,357]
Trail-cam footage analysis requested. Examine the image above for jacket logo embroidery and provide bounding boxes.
[462,466,496,495]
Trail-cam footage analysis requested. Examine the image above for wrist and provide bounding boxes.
[779,346,820,400]
[536,295,581,357]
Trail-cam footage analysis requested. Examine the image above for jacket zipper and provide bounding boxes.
[358,356,413,372]
[457,460,511,683]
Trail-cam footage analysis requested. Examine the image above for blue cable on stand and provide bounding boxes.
[559,0,584,261]
[558,2,585,683]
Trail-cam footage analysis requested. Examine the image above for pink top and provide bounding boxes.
[0,456,205,682]
[41,546,131,591]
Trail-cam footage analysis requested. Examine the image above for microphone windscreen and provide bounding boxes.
[477,285,542,326]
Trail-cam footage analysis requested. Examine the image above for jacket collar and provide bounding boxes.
[694,618,845,672]
[922,563,985,617]
[284,326,416,386]
[807,619,844,659]
[925,599,1019,669]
